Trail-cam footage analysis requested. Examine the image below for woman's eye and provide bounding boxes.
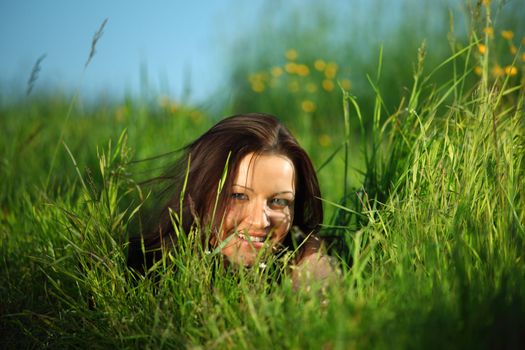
[269,198,291,209]
[231,193,248,201]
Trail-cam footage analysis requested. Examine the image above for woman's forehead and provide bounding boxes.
[234,152,295,191]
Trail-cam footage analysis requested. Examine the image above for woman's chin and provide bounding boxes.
[221,237,269,266]
[223,249,258,267]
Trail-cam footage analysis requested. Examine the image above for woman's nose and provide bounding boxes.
[246,200,270,229]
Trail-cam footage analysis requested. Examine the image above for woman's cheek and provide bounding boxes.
[222,205,243,236]
[274,211,293,243]
[283,208,293,231]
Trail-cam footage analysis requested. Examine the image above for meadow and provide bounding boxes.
[2,1,525,348]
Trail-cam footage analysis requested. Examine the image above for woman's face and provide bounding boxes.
[219,152,295,266]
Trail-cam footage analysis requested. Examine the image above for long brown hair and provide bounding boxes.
[128,113,323,272]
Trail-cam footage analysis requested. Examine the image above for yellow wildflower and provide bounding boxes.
[522,52,525,62]
[504,65,517,76]
[158,95,170,108]
[482,0,490,5]
[341,79,351,90]
[115,105,127,122]
[322,79,334,91]
[286,49,298,61]
[325,62,338,79]
[474,66,482,75]
[301,100,316,113]
[314,59,326,71]
[501,30,514,40]
[306,83,317,93]
[271,66,283,77]
[483,26,494,38]
[478,44,487,55]
[288,80,300,93]
[190,110,203,124]
[249,73,267,84]
[251,81,265,93]
[296,64,310,76]
[285,62,298,74]
[509,45,518,55]
[319,134,332,147]
[491,64,504,78]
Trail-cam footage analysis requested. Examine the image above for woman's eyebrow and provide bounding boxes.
[232,184,295,197]
[232,184,254,192]
[274,191,295,197]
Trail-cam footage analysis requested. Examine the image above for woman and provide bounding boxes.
[128,113,335,286]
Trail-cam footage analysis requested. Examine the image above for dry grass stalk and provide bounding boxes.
[26,53,46,96]
[85,18,108,68]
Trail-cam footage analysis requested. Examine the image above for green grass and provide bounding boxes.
[2,3,525,349]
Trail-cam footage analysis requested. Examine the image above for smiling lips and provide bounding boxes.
[237,233,266,243]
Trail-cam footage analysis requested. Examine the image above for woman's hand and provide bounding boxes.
[291,235,340,292]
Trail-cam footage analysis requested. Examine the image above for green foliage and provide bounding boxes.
[2,1,525,348]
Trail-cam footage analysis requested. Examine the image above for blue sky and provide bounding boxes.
[2,0,486,104]
[0,0,265,102]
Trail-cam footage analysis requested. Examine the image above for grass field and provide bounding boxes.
[2,1,525,349]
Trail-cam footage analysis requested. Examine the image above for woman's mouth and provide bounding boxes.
[238,233,266,243]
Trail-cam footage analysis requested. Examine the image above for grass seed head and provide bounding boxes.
[85,18,109,69]
[26,53,46,96]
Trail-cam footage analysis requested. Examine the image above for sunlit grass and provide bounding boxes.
[1,2,525,348]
